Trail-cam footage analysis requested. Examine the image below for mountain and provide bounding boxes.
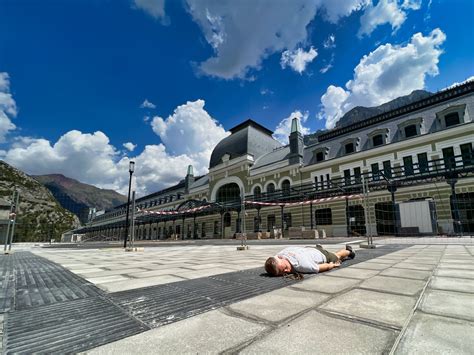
[335,90,433,128]
[33,174,127,223]
[303,89,433,145]
[0,161,80,242]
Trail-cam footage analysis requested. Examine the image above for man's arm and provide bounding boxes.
[317,260,341,273]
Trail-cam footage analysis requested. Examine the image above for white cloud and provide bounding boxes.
[140,99,156,109]
[151,100,228,168]
[320,53,335,74]
[0,72,17,143]
[402,0,422,10]
[123,142,137,151]
[280,47,318,74]
[186,0,368,79]
[273,110,310,144]
[3,100,230,196]
[359,0,407,37]
[260,88,273,96]
[323,34,336,49]
[319,28,446,129]
[133,0,166,20]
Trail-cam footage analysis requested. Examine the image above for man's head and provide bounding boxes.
[264,256,292,276]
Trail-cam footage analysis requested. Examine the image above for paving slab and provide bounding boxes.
[171,268,238,280]
[350,261,392,270]
[326,267,380,280]
[379,268,431,280]
[419,289,474,321]
[228,287,329,322]
[76,268,147,278]
[392,262,436,271]
[85,275,130,284]
[69,267,106,274]
[434,268,474,279]
[438,263,474,270]
[98,275,187,292]
[429,276,474,293]
[320,288,417,328]
[126,269,186,278]
[359,275,426,296]
[395,312,474,355]
[242,310,397,354]
[291,275,361,294]
[89,309,267,354]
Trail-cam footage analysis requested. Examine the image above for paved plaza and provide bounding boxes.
[1,238,473,354]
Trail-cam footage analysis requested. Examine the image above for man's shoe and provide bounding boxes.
[346,245,355,259]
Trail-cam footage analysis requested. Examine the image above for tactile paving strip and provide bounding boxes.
[112,244,409,328]
[3,296,148,354]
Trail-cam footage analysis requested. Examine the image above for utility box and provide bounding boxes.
[399,200,437,234]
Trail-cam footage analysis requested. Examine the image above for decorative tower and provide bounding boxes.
[288,117,304,165]
[184,165,195,194]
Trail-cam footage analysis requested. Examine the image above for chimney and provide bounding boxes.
[288,117,304,165]
[184,165,195,194]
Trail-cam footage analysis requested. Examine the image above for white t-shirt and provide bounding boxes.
[276,247,327,273]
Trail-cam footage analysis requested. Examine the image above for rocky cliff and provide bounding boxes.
[0,161,80,242]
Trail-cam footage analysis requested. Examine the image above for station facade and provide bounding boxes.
[84,81,474,240]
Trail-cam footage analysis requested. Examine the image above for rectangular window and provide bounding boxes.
[445,112,460,127]
[214,221,219,235]
[403,156,414,175]
[460,143,473,166]
[314,176,318,190]
[316,151,324,162]
[326,174,330,188]
[371,163,380,180]
[267,215,276,231]
[345,143,354,154]
[354,167,361,184]
[320,175,324,189]
[315,208,333,225]
[372,135,384,147]
[442,147,455,169]
[417,153,429,173]
[404,125,418,138]
[344,169,351,185]
[383,160,392,179]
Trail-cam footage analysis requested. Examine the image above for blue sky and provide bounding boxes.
[0,0,473,195]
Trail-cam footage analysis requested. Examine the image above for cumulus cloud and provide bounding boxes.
[0,72,17,143]
[140,99,156,109]
[151,100,229,168]
[280,47,318,74]
[273,110,310,144]
[123,142,137,151]
[133,0,166,20]
[3,100,229,196]
[186,0,368,79]
[359,0,407,37]
[319,28,446,129]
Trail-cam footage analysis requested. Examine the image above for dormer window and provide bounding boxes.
[368,128,389,148]
[404,125,418,138]
[345,143,354,154]
[313,147,329,162]
[372,135,384,147]
[398,117,423,139]
[445,112,460,127]
[341,137,359,155]
[437,104,467,129]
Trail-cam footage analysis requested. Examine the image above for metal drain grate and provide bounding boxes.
[13,252,105,310]
[3,296,148,354]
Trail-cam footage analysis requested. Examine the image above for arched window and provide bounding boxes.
[253,186,261,198]
[216,183,241,204]
[267,183,275,194]
[281,180,291,196]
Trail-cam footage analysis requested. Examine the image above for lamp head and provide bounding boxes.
[129,160,135,173]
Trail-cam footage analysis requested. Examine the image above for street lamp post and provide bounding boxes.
[123,160,135,248]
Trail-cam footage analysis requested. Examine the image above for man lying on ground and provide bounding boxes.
[265,245,355,277]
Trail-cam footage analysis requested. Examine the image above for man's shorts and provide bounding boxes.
[315,245,339,263]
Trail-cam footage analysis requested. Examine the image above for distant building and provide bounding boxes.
[80,81,474,240]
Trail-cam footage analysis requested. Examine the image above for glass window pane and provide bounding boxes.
[445,112,460,127]
[404,125,418,138]
[373,134,384,147]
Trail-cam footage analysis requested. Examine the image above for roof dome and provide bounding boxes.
[209,119,282,169]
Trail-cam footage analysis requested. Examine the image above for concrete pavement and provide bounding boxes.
[8,239,474,354]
